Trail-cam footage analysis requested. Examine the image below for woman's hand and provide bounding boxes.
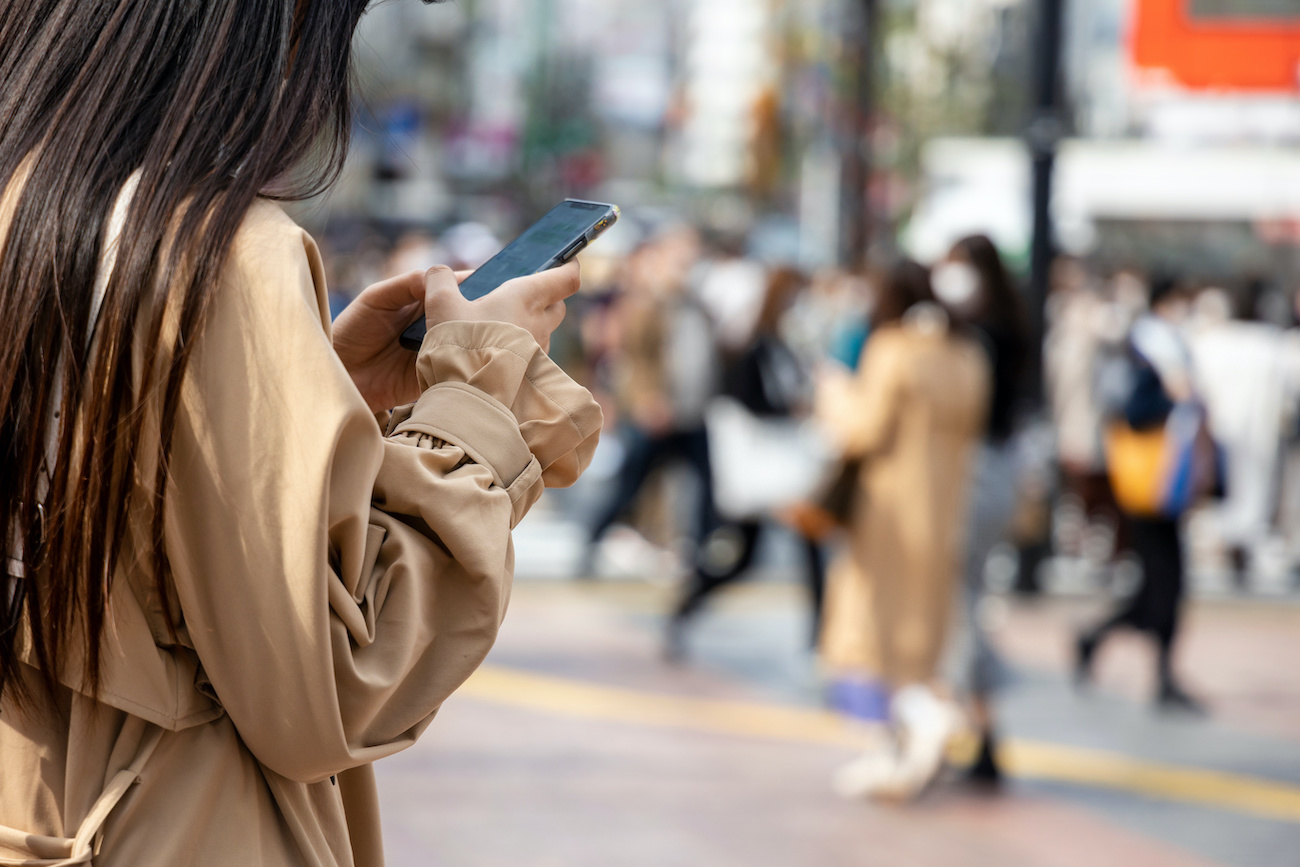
[333,262,579,413]
[421,261,578,353]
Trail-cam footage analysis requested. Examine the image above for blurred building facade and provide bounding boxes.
[298,0,1300,292]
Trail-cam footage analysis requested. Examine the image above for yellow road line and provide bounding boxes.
[459,664,1300,825]
[463,665,851,746]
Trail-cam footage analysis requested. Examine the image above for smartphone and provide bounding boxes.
[399,199,620,351]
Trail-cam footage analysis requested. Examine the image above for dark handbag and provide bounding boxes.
[779,458,861,541]
[819,458,862,526]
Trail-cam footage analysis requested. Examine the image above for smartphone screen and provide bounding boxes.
[400,199,618,350]
[459,200,614,300]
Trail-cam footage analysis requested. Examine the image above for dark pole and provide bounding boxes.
[840,0,878,268]
[1013,0,1066,597]
[1014,0,1065,597]
[1026,0,1065,403]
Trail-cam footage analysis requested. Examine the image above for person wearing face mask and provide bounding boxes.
[930,235,1029,785]
[820,259,990,801]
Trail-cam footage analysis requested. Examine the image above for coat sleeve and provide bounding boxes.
[830,329,906,458]
[163,203,601,783]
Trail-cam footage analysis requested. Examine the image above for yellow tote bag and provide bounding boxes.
[1105,422,1168,518]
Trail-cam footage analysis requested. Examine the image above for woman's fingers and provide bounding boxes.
[545,260,582,304]
[546,299,567,331]
[425,264,463,296]
[423,265,470,325]
[420,260,581,349]
[507,261,580,308]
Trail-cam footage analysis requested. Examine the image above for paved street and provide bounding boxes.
[374,528,1300,866]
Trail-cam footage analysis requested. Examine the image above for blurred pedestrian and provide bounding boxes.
[1045,264,1126,561]
[819,260,991,800]
[581,229,723,576]
[0,4,601,865]
[781,268,875,374]
[668,267,827,657]
[931,235,1029,785]
[695,233,769,353]
[1078,276,1206,712]
[1275,294,1300,579]
[1187,285,1289,585]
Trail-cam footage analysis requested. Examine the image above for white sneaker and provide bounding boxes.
[832,726,898,799]
[875,685,961,800]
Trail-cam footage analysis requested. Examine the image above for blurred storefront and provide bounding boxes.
[910,0,1300,289]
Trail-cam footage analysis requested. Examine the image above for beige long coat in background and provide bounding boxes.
[0,201,602,866]
[820,319,990,686]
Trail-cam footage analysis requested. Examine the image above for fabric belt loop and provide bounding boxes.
[0,724,162,866]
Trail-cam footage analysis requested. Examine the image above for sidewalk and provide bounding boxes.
[374,576,1300,867]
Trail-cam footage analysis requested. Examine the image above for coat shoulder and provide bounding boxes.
[221,199,329,329]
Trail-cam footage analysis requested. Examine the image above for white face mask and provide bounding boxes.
[931,261,980,310]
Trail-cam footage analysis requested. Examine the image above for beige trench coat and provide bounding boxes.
[820,320,989,686]
[0,200,602,866]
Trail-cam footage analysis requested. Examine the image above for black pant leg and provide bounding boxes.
[1128,517,1184,649]
[802,538,827,646]
[679,425,720,544]
[675,522,762,619]
[587,427,666,546]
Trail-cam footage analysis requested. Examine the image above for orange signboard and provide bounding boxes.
[1132,0,1300,91]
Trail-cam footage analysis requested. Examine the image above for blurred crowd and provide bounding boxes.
[322,211,1300,803]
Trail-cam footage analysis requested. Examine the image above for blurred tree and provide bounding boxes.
[871,0,1046,244]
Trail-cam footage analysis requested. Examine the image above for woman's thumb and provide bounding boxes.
[423,265,465,323]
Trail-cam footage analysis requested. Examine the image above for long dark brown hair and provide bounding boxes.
[871,259,934,328]
[0,0,415,707]
[947,234,1028,344]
